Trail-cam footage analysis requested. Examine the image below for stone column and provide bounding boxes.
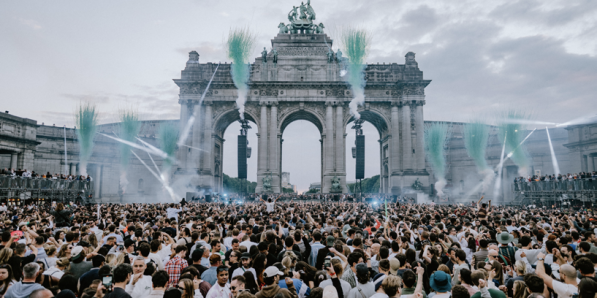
[414,101,426,171]
[401,102,413,170]
[190,103,203,169]
[269,103,278,172]
[325,102,334,174]
[70,163,77,176]
[203,102,213,172]
[335,105,344,172]
[94,165,101,198]
[269,103,279,192]
[258,103,268,173]
[177,101,191,167]
[10,153,18,170]
[390,103,401,173]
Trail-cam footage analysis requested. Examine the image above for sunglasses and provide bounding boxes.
[217,268,229,273]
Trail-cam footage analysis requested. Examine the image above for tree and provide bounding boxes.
[282,187,295,193]
[305,188,319,194]
[223,174,257,193]
[347,175,380,193]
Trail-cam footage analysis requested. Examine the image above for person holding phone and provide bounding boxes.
[96,263,133,298]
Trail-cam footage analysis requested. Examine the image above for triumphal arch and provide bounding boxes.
[174,1,430,194]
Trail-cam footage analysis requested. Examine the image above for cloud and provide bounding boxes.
[15,17,42,30]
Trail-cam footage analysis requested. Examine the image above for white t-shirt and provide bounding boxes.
[265,202,275,212]
[320,279,352,298]
[552,280,578,298]
[166,208,182,221]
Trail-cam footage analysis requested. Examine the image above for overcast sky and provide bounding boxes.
[2,0,597,192]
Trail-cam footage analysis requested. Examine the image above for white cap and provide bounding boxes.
[263,266,284,278]
[71,246,84,257]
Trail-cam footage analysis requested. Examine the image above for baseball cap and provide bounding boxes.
[263,266,284,278]
[326,236,335,247]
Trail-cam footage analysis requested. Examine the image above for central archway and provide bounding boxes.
[212,109,259,193]
[278,107,326,193]
[345,109,391,194]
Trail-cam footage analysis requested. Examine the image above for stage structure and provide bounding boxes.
[174,1,431,194]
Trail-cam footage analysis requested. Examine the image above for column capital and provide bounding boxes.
[203,100,213,106]
[325,101,337,107]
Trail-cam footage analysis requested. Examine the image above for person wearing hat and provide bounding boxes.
[254,266,297,298]
[429,270,452,298]
[68,245,92,280]
[232,253,257,280]
[497,232,517,266]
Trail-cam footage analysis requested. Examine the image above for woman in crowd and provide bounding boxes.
[178,278,203,298]
[0,264,15,297]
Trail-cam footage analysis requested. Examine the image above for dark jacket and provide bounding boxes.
[255,283,298,298]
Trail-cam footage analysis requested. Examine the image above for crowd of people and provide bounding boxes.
[0,196,595,298]
[515,172,597,183]
[0,168,92,181]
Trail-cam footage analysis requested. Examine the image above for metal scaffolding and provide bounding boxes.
[0,176,93,205]
[511,179,597,207]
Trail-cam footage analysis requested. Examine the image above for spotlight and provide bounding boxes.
[237,201,242,204]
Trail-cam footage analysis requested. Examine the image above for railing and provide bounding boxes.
[513,179,597,192]
[0,176,92,191]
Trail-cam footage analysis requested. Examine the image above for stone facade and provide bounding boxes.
[564,123,597,173]
[175,32,431,195]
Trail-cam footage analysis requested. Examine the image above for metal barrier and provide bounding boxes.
[511,179,597,207]
[0,176,92,204]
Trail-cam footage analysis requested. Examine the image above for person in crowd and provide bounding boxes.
[147,270,169,298]
[4,263,45,298]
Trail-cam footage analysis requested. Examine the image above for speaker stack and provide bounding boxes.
[356,135,365,180]
[238,135,247,179]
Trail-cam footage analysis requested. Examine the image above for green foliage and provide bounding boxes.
[498,110,530,168]
[118,110,141,168]
[425,122,450,178]
[158,123,179,168]
[227,28,255,91]
[223,173,257,193]
[463,121,489,171]
[282,187,295,194]
[347,175,380,193]
[75,103,99,167]
[305,188,319,194]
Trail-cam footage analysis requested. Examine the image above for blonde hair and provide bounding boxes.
[179,278,195,298]
[437,264,451,275]
[56,257,70,268]
[381,275,403,297]
[514,260,526,275]
[45,245,57,257]
[105,254,117,267]
[57,244,70,258]
[88,233,98,249]
[0,248,13,264]
[513,280,527,298]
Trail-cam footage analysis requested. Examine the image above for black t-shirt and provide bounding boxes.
[104,287,132,298]
[8,254,35,281]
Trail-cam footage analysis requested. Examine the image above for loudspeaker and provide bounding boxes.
[205,195,212,203]
[238,135,247,179]
[365,197,374,203]
[356,135,365,180]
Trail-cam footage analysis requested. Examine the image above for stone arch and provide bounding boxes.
[344,109,390,138]
[278,107,326,135]
[213,109,260,137]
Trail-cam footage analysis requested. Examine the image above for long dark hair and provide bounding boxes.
[252,253,267,286]
[411,260,431,294]
[295,261,317,283]
[243,271,259,294]
[0,264,14,295]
